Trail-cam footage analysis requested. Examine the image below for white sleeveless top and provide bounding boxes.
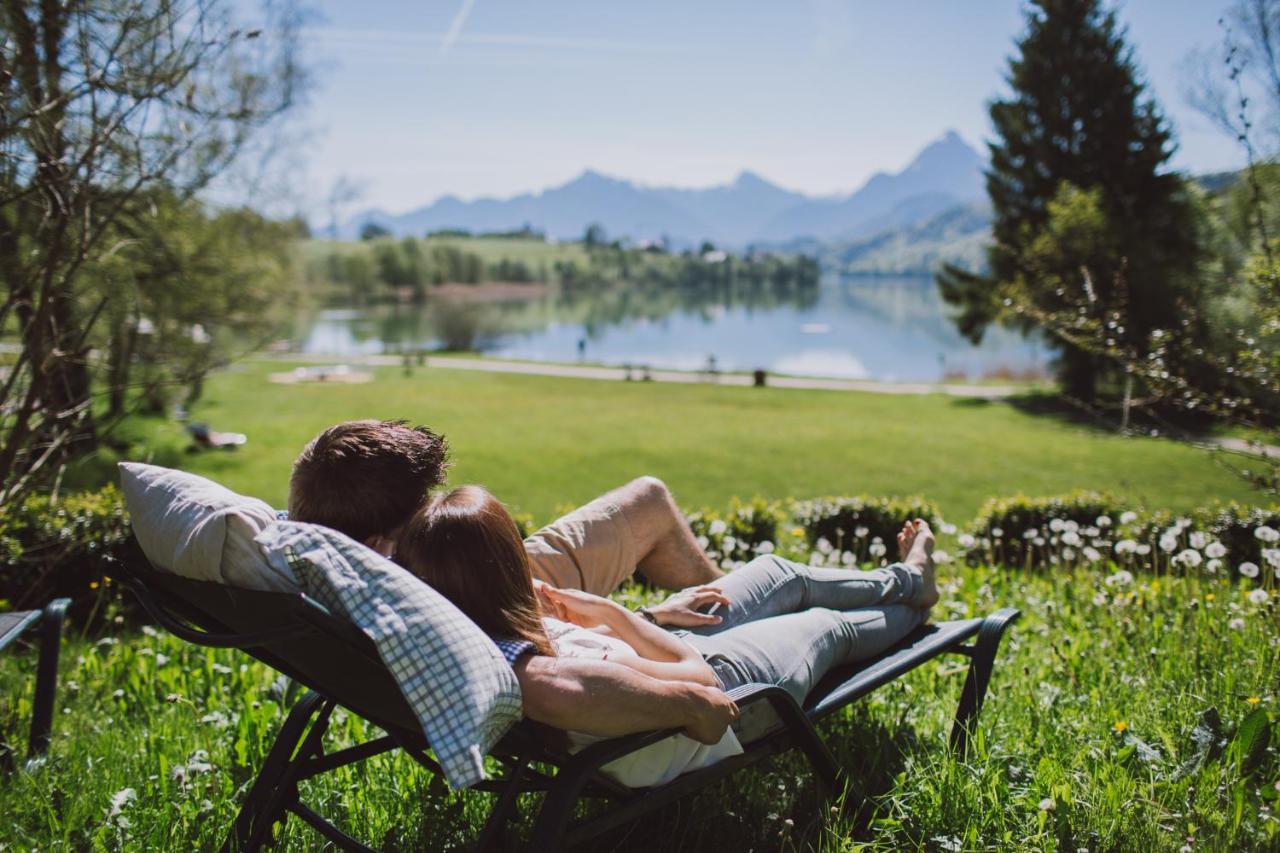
[541,617,743,788]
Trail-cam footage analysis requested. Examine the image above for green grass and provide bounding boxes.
[1,564,1275,850]
[115,359,1260,524]
[10,362,1276,850]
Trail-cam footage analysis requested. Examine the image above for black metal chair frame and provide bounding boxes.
[1,597,71,758]
[116,547,1018,852]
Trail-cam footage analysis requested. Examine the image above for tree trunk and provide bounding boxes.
[1058,343,1098,402]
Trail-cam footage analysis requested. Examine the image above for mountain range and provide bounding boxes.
[345,130,990,253]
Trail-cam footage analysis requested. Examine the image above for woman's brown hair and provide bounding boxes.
[396,485,554,656]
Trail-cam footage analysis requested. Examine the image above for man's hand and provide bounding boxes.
[681,683,740,744]
[646,585,732,628]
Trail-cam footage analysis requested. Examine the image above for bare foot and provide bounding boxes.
[895,520,915,561]
[902,519,938,610]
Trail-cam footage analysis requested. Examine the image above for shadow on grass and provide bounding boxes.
[529,710,919,852]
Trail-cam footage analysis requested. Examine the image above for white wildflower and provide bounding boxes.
[1263,548,1280,568]
[1159,533,1179,553]
[1105,570,1134,587]
[201,711,231,729]
[1120,511,1138,525]
[1175,549,1202,569]
[1092,592,1109,606]
[108,788,136,820]
[1038,797,1056,812]
[1034,537,1047,547]
[696,535,710,549]
[1024,528,1038,540]
[939,522,957,535]
[1114,539,1137,555]
[1229,617,1246,631]
[155,654,169,666]
[708,519,728,537]
[1248,588,1269,605]
[1240,562,1261,579]
[991,527,1004,538]
[855,526,869,538]
[1083,546,1101,563]
[1061,531,1082,547]
[1064,520,1080,533]
[841,551,856,566]
[1205,541,1227,559]
[1049,518,1065,533]
[816,537,833,555]
[1062,547,1076,561]
[1097,515,1112,528]
[1206,559,1222,573]
[868,542,887,558]
[958,533,976,549]
[1136,543,1151,556]
[933,549,952,564]
[754,540,775,554]
[1254,525,1280,544]
[722,535,737,552]
[141,625,159,638]
[1189,532,1209,550]
[112,689,125,700]
[211,663,233,675]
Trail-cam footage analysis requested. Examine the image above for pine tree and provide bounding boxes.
[938,0,1204,400]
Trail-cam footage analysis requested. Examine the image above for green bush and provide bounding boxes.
[790,495,939,567]
[961,491,1119,569]
[0,486,131,616]
[686,497,785,569]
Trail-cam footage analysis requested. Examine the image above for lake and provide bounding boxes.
[296,274,1048,383]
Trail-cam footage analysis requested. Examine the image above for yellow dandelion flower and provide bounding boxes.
[1113,720,1128,733]
[1247,696,1262,706]
[1205,593,1215,601]
[791,527,805,537]
[89,581,99,590]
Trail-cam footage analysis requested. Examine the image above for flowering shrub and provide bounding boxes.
[0,485,132,616]
[1197,503,1280,581]
[686,497,785,570]
[790,495,941,568]
[961,491,1119,569]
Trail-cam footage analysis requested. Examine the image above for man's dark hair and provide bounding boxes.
[288,420,449,543]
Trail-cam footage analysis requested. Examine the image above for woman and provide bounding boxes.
[396,485,937,787]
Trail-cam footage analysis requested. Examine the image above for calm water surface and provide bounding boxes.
[298,274,1047,383]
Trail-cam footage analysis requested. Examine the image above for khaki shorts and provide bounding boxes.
[523,498,638,595]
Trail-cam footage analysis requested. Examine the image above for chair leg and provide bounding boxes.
[475,759,528,852]
[949,608,1020,755]
[28,598,70,758]
[223,691,330,852]
[526,764,593,851]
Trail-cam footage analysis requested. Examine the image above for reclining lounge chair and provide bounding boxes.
[117,541,1019,852]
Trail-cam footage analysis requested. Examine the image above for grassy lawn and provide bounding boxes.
[6,361,1274,850]
[116,359,1260,524]
[2,564,1275,850]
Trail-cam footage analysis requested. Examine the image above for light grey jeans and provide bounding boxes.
[674,555,928,704]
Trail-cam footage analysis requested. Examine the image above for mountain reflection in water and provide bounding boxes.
[297,274,1047,383]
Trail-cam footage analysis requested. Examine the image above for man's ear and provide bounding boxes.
[365,534,395,557]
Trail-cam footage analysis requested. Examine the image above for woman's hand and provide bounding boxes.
[538,584,622,628]
[645,585,732,628]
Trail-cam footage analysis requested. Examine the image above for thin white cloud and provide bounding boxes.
[440,0,477,58]
[309,27,677,55]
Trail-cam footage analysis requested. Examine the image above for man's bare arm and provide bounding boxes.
[512,653,738,744]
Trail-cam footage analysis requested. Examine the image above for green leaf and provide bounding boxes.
[1232,708,1271,777]
[1173,706,1227,780]
[1122,732,1163,768]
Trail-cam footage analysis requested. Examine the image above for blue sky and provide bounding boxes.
[299,0,1245,215]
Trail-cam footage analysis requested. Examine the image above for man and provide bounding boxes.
[288,419,739,742]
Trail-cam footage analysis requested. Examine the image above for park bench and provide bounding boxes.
[116,541,1019,851]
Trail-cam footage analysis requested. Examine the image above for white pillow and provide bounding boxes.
[118,462,298,592]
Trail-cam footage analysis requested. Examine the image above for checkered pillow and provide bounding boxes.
[255,522,523,789]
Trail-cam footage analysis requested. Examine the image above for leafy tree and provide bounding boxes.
[360,222,391,241]
[0,0,305,504]
[583,223,606,248]
[938,0,1205,400]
